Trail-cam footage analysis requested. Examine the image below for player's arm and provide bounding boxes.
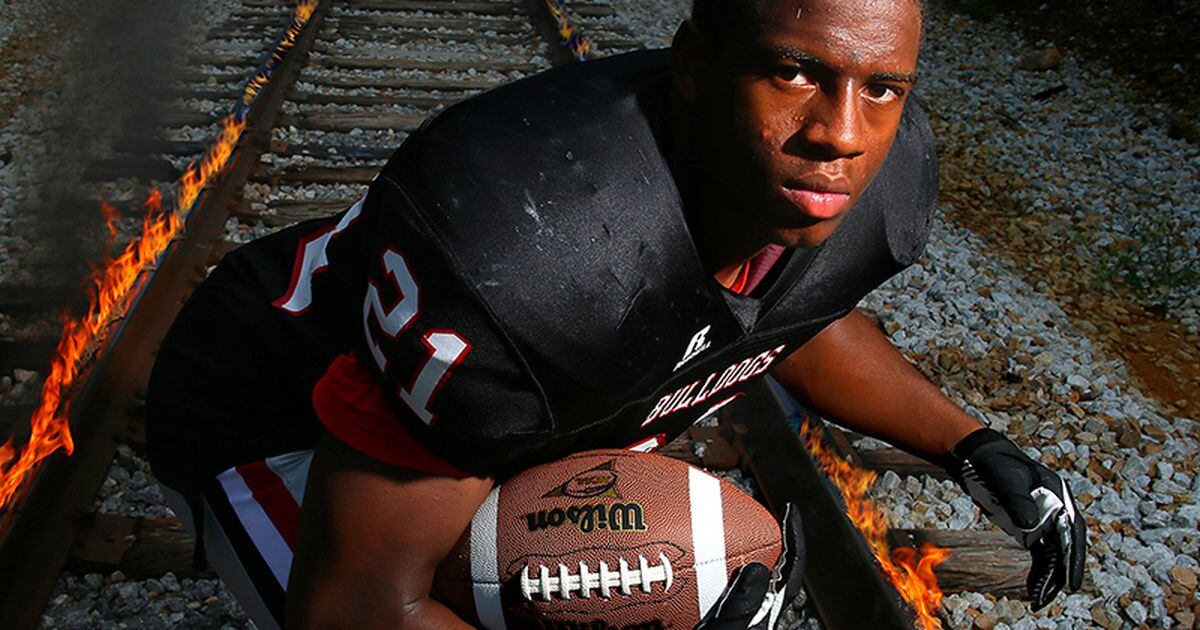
[772,308,983,460]
[286,431,493,629]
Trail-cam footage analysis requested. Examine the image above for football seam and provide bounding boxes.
[693,539,782,570]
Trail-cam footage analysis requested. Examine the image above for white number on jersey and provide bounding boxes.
[362,249,472,426]
[363,248,420,371]
[397,330,471,425]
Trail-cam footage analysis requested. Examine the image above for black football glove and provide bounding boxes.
[697,503,805,630]
[945,428,1086,610]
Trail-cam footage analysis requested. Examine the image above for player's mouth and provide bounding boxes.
[781,178,851,220]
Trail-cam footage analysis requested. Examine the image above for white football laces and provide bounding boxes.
[520,552,675,601]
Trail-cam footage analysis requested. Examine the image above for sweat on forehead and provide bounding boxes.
[691,0,924,42]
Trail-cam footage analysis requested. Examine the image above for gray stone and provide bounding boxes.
[1147,598,1167,625]
[1152,478,1184,494]
[1060,594,1092,618]
[1123,456,1150,479]
[1172,505,1200,528]
[161,573,179,592]
[1150,556,1179,583]
[1094,572,1135,600]
[1124,601,1148,625]
[1068,476,1097,497]
[1147,509,1172,527]
[878,470,901,493]
[1097,490,1125,515]
[1128,564,1153,587]
[1138,526,1191,545]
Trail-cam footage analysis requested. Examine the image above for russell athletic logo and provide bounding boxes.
[674,325,712,371]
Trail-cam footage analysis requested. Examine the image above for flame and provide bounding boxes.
[241,0,318,108]
[0,0,320,518]
[99,200,120,247]
[0,192,178,511]
[544,0,592,61]
[799,420,949,629]
[177,114,246,213]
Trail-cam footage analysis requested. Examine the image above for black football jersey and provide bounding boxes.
[147,50,936,490]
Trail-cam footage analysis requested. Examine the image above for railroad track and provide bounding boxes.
[0,2,1032,628]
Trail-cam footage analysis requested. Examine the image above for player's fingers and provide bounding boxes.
[699,563,771,629]
[780,503,806,593]
[1027,536,1065,611]
[960,459,1042,537]
[1066,503,1087,592]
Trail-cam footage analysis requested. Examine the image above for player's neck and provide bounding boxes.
[664,92,775,288]
[694,207,774,289]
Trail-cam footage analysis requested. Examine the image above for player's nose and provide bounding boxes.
[793,85,866,161]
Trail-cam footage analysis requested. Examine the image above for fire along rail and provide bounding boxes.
[0,3,328,626]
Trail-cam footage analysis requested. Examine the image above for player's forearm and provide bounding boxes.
[286,433,492,629]
[772,309,984,462]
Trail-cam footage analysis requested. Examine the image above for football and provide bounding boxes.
[434,449,782,629]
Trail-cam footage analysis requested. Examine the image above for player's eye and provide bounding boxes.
[774,65,815,87]
[864,83,904,104]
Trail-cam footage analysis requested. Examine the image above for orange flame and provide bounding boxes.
[99,200,120,248]
[0,192,178,511]
[799,421,949,629]
[177,114,246,213]
[242,1,317,107]
[0,0,320,518]
[544,0,592,60]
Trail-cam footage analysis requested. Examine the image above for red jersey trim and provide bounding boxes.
[312,353,470,478]
[728,259,751,294]
[742,244,786,295]
[727,244,787,296]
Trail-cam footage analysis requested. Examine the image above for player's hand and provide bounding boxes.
[697,503,804,629]
[946,428,1086,610]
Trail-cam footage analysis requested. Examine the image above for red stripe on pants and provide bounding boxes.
[236,460,301,549]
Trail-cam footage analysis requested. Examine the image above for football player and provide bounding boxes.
[146,0,1086,627]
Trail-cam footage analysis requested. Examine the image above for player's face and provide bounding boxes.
[682,0,921,248]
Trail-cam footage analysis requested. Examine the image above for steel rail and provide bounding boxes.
[731,382,915,628]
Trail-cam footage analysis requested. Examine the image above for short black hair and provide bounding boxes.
[691,0,767,45]
[691,0,925,46]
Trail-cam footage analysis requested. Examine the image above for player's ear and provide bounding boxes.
[671,19,706,106]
